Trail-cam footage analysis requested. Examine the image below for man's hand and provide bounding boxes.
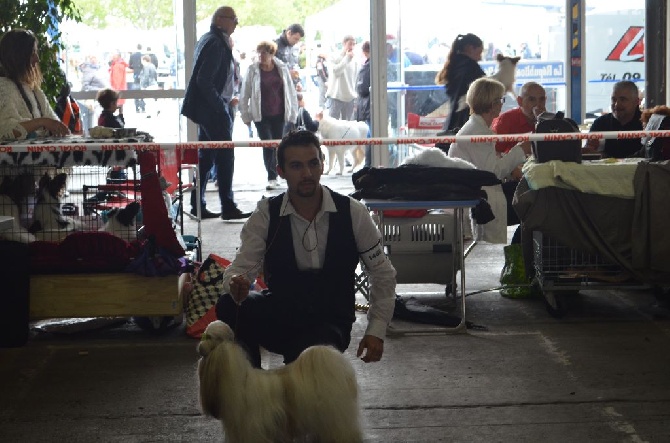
[357,335,384,363]
[230,96,239,107]
[519,140,533,156]
[511,165,523,181]
[583,139,600,153]
[229,274,250,304]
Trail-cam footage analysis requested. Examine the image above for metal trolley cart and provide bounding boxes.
[533,231,647,317]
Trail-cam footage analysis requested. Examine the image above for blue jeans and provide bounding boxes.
[196,111,236,212]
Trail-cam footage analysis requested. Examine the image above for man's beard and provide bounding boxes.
[295,180,317,198]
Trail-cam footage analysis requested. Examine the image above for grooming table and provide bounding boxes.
[362,199,479,334]
[29,273,181,319]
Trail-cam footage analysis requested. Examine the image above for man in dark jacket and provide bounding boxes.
[181,6,250,221]
[584,81,643,158]
[275,23,304,135]
[128,44,145,113]
[356,41,372,167]
[275,23,304,92]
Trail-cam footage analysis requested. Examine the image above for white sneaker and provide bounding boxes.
[266,179,279,190]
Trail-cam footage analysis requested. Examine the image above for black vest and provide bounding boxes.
[265,188,359,325]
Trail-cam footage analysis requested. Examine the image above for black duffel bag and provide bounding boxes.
[0,240,30,347]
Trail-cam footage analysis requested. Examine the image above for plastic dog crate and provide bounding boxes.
[381,213,460,284]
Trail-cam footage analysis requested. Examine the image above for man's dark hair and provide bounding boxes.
[277,130,323,169]
[286,23,305,37]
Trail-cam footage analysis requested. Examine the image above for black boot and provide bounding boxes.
[189,189,220,218]
[189,188,197,210]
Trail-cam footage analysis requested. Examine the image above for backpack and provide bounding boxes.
[642,113,670,161]
[533,111,581,163]
[59,96,82,134]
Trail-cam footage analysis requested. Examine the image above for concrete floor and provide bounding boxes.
[2,159,670,442]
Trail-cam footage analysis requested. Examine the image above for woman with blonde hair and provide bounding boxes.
[435,33,486,132]
[0,29,69,140]
[240,40,298,191]
[448,77,531,243]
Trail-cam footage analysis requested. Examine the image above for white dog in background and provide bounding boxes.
[317,114,368,175]
[197,320,363,443]
[491,53,521,97]
[426,54,521,118]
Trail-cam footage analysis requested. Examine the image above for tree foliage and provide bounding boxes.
[0,0,82,104]
[74,0,173,29]
[0,0,339,103]
[74,0,339,33]
[201,0,340,33]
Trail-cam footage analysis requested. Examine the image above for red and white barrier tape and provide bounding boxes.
[1,130,669,153]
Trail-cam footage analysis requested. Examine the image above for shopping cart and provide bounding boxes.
[533,231,647,317]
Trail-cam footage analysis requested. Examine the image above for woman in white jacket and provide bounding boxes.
[448,77,531,243]
[240,40,298,191]
[0,29,69,140]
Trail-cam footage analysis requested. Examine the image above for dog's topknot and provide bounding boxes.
[197,321,235,357]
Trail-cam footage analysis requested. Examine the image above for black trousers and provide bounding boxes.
[254,114,285,181]
[195,111,236,213]
[216,291,351,368]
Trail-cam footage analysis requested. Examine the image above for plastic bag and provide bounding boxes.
[499,244,532,298]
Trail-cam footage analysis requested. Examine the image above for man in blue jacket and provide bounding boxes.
[181,6,250,220]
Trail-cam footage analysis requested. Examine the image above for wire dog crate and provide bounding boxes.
[0,165,141,244]
[533,231,644,317]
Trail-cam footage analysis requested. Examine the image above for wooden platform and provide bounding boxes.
[30,273,181,319]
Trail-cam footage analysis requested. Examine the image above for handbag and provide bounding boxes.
[296,107,307,130]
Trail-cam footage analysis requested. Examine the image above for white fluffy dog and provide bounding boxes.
[197,320,363,443]
[318,115,368,175]
[402,147,476,169]
[491,53,521,97]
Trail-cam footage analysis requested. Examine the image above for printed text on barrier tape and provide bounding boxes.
[2,130,670,153]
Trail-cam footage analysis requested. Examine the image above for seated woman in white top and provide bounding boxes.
[448,77,531,243]
[0,29,69,140]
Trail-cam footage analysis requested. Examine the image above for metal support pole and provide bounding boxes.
[370,0,390,167]
[567,0,585,124]
[645,0,667,107]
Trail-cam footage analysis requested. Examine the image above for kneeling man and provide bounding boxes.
[216,130,397,368]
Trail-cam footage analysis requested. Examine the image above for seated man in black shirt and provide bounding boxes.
[584,80,643,158]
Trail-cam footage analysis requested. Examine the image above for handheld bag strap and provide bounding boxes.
[13,79,43,118]
[297,107,305,128]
